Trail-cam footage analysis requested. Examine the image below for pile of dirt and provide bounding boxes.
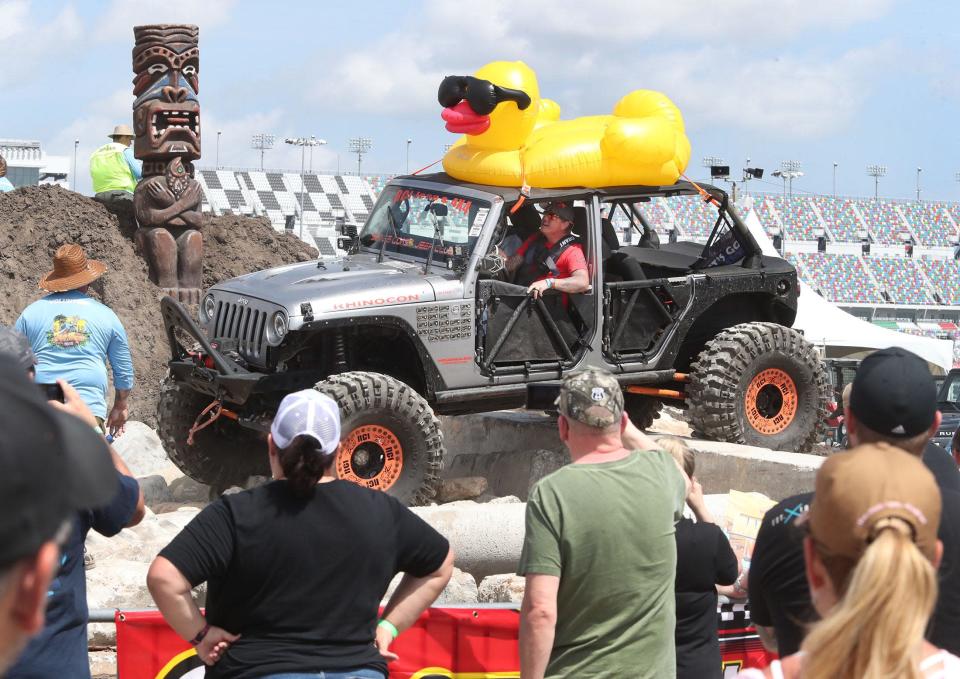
[0,185,317,426]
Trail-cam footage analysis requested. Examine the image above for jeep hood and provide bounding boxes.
[209,257,458,314]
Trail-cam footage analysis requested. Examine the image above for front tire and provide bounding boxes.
[686,323,829,452]
[314,372,443,505]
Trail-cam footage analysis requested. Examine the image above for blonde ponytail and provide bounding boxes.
[801,525,937,679]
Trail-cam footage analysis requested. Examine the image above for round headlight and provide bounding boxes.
[272,311,288,339]
[201,294,216,322]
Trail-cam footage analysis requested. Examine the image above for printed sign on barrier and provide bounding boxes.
[116,604,773,678]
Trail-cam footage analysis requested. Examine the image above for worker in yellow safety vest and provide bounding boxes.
[90,125,142,203]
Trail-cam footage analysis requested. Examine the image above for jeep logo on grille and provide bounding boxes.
[236,297,249,305]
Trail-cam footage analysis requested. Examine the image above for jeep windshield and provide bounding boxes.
[358,186,491,264]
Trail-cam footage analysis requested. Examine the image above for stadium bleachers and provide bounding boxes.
[663,195,719,240]
[768,196,823,241]
[811,196,863,242]
[863,256,936,305]
[858,200,909,244]
[900,202,957,247]
[920,257,960,305]
[788,252,883,304]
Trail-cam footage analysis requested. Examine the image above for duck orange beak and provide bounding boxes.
[442,101,491,135]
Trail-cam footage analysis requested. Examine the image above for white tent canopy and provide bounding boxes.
[739,203,953,374]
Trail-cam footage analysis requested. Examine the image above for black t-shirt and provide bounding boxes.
[674,518,739,679]
[749,446,960,657]
[159,480,449,679]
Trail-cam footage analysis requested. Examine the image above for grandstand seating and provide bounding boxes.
[858,200,909,244]
[863,256,936,305]
[920,257,960,305]
[900,202,957,247]
[810,196,863,242]
[753,198,781,236]
[768,196,823,241]
[663,195,719,239]
[788,253,883,303]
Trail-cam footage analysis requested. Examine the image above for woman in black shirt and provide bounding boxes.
[659,438,739,679]
[148,389,454,679]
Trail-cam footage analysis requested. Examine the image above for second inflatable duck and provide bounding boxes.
[439,60,691,188]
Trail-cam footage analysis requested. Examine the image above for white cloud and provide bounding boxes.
[93,0,237,42]
[0,3,83,87]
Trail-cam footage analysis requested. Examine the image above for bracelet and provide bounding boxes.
[189,622,210,646]
[377,618,399,639]
[545,278,554,289]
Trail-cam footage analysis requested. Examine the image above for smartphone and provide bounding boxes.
[37,382,65,403]
[526,382,562,410]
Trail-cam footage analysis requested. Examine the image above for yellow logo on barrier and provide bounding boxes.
[153,648,205,679]
[410,669,519,679]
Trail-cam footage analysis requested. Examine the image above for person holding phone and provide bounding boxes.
[14,244,134,437]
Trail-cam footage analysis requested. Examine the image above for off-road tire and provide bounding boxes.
[156,377,268,492]
[315,372,443,506]
[686,322,829,453]
[624,394,662,430]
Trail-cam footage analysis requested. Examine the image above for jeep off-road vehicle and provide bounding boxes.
[158,173,829,504]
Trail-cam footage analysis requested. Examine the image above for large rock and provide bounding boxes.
[435,476,488,503]
[169,476,211,503]
[111,421,171,477]
[442,411,563,460]
[381,567,478,605]
[443,449,567,501]
[86,559,153,609]
[137,474,173,506]
[478,574,525,604]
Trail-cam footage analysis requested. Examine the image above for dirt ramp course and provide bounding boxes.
[0,185,317,426]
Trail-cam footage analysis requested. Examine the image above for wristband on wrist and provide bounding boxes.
[189,622,210,646]
[377,618,399,639]
[546,278,554,289]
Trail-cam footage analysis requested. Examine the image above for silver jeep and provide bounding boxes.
[159,173,828,504]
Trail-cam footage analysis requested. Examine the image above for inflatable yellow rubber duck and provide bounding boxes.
[439,61,691,188]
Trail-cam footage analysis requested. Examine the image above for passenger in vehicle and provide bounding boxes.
[504,201,590,299]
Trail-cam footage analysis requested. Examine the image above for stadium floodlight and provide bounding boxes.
[916,167,922,203]
[348,137,372,176]
[866,164,887,201]
[775,160,803,197]
[702,156,723,168]
[833,162,838,197]
[251,133,275,170]
[285,136,327,240]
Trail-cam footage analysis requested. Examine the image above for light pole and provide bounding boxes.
[916,167,922,203]
[406,138,412,174]
[72,139,79,191]
[780,160,802,197]
[216,130,222,169]
[866,164,887,201]
[285,136,327,240]
[348,137,372,176]
[833,162,838,197]
[251,133,275,170]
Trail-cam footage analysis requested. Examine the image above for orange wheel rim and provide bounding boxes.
[337,424,404,491]
[744,368,798,435]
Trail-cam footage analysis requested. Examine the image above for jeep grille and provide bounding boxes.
[213,301,267,362]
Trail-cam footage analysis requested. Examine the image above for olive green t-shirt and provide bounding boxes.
[518,450,687,678]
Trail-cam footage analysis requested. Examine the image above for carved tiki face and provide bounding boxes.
[132,24,201,161]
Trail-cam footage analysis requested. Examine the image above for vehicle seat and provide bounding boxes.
[601,217,620,253]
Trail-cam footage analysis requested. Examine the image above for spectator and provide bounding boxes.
[89,125,141,203]
[16,244,134,436]
[2,326,145,679]
[0,154,14,192]
[518,369,688,679]
[951,425,960,469]
[748,347,960,657]
[737,443,960,678]
[658,438,739,679]
[0,355,119,675]
[148,389,454,677]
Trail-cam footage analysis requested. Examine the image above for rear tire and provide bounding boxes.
[156,377,268,491]
[314,372,443,506]
[686,322,829,452]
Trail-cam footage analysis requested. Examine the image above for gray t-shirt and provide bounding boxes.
[518,450,686,678]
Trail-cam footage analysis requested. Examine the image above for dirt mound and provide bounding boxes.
[0,185,316,426]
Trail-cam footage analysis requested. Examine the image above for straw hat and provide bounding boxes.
[39,244,107,292]
[109,124,135,140]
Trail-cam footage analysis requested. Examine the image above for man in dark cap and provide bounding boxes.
[748,347,960,657]
[0,356,118,673]
[518,368,687,678]
[0,327,144,679]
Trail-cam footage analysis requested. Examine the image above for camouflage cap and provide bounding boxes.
[557,368,624,428]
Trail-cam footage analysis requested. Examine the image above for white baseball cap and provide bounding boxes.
[270,389,341,453]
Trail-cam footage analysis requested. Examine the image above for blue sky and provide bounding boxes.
[2,0,959,200]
